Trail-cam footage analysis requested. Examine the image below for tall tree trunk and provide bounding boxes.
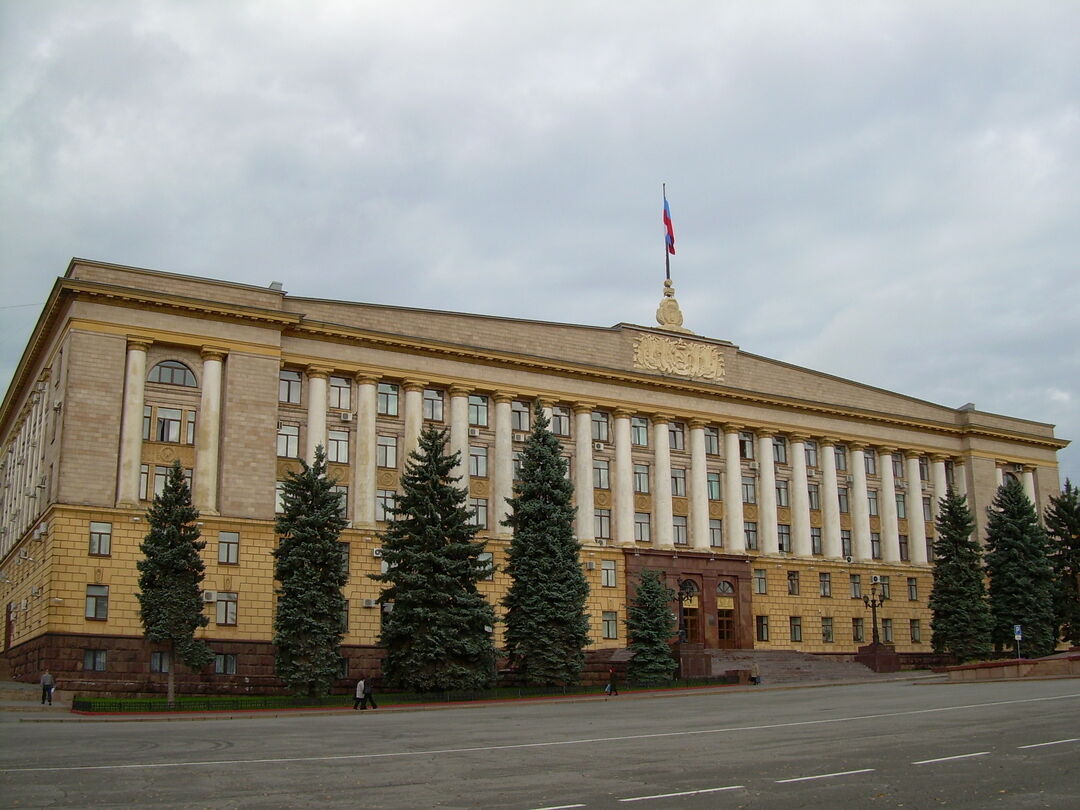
[167,641,176,708]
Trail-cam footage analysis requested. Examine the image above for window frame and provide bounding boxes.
[218,531,240,565]
[216,591,238,626]
[377,382,400,416]
[85,585,109,620]
[89,521,112,556]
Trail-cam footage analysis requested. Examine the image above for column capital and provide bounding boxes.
[652,412,673,425]
[1021,464,1037,473]
[448,384,474,398]
[817,435,839,448]
[755,427,776,439]
[952,456,966,466]
[903,449,922,460]
[613,407,635,420]
[354,371,381,385]
[492,390,516,404]
[722,422,743,434]
[929,453,949,463]
[126,336,153,352]
[688,417,710,430]
[200,346,229,362]
[305,365,333,380]
[788,433,810,444]
[535,396,555,409]
[402,378,427,393]
[573,401,597,415]
[876,445,898,456]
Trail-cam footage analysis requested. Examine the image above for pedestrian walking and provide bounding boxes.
[353,676,365,710]
[40,668,55,705]
[362,676,378,709]
[749,662,761,685]
[605,665,619,696]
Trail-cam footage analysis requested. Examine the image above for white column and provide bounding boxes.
[931,454,949,515]
[613,409,634,547]
[789,435,812,557]
[653,415,674,548]
[574,403,595,542]
[723,425,745,553]
[539,399,554,426]
[846,444,872,565]
[954,458,968,499]
[402,380,425,460]
[116,337,151,507]
[995,464,1004,488]
[879,447,900,563]
[820,437,843,559]
[353,374,378,526]
[757,431,778,554]
[1022,466,1037,503]
[689,420,710,551]
[905,452,928,565]
[193,348,226,514]
[449,385,472,486]
[305,367,330,464]
[493,392,514,533]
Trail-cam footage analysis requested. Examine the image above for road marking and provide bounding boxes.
[1018,738,1079,749]
[775,768,875,783]
[619,785,744,801]
[2,692,1077,774]
[913,752,990,765]
[530,805,586,809]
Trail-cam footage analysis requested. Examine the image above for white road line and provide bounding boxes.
[1018,738,1080,749]
[530,805,586,810]
[913,752,990,765]
[3,692,1077,774]
[775,768,875,783]
[619,785,744,802]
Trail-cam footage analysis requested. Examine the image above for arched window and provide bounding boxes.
[148,360,197,387]
[716,580,735,595]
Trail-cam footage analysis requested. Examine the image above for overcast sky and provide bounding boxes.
[2,1,1077,485]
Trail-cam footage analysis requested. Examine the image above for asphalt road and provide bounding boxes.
[1,679,1078,809]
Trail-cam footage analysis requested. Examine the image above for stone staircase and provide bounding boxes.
[0,679,70,712]
[707,649,893,685]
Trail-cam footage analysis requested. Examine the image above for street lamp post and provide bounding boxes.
[863,579,885,646]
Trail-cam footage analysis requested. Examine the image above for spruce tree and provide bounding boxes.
[136,459,214,706]
[272,446,349,697]
[1045,479,1080,647]
[625,569,678,685]
[928,488,992,662]
[371,424,496,692]
[502,403,591,686]
[984,479,1057,658]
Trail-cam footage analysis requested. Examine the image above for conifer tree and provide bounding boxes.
[272,446,349,697]
[929,488,991,662]
[502,403,590,686]
[371,425,496,691]
[984,479,1057,657]
[625,569,678,685]
[136,460,214,706]
[1045,479,1080,647]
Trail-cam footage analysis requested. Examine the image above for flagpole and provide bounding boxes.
[663,183,671,281]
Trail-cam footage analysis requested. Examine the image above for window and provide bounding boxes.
[892,453,904,478]
[149,360,196,386]
[89,522,112,556]
[707,472,721,500]
[811,527,822,555]
[744,521,759,550]
[753,569,768,594]
[631,416,649,446]
[424,388,444,421]
[634,512,651,542]
[376,490,397,521]
[671,468,687,497]
[469,445,488,477]
[777,524,792,553]
[601,559,617,588]
[882,618,894,643]
[468,394,488,426]
[150,651,170,673]
[377,382,399,416]
[477,551,494,581]
[867,489,879,516]
[837,487,849,513]
[84,584,109,620]
[923,496,933,521]
[326,485,346,518]
[277,424,299,458]
[709,519,723,547]
[741,476,756,504]
[804,440,818,468]
[83,649,107,671]
[910,619,922,643]
[822,617,834,643]
[775,479,790,507]
[552,406,571,436]
[772,436,788,464]
[787,571,800,595]
[896,493,907,519]
[275,481,286,513]
[808,483,820,510]
[216,592,238,625]
[841,530,852,558]
[865,451,877,476]
[327,430,349,464]
[756,615,770,641]
[899,534,910,561]
[511,400,529,430]
[469,498,488,529]
[215,653,237,675]
[377,435,398,468]
[329,376,351,410]
[155,407,182,442]
[789,616,803,642]
[871,532,882,559]
[819,572,832,597]
[879,576,891,600]
[668,422,685,450]
[633,464,650,494]
[704,426,720,455]
[919,457,930,481]
[218,531,240,564]
[142,405,152,440]
[591,411,610,442]
[852,617,865,643]
[850,574,862,598]
[186,411,196,444]
[602,611,618,640]
[513,451,524,480]
[834,445,848,471]
[593,459,610,489]
[907,577,919,601]
[672,515,688,545]
[279,370,301,404]
[594,509,611,539]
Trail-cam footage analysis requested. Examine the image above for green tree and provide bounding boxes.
[502,403,590,686]
[136,460,214,706]
[625,569,678,685]
[372,424,496,691]
[272,446,349,697]
[928,488,992,662]
[1045,479,1080,647]
[984,479,1057,657]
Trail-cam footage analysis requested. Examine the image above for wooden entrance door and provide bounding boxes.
[715,580,738,649]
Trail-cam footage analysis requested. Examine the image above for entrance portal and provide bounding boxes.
[716,580,737,649]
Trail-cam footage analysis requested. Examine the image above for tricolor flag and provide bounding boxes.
[663,194,676,255]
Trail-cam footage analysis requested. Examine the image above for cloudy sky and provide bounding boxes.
[2,1,1077,484]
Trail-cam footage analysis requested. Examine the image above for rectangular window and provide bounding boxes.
[330,485,348,518]
[216,592,238,625]
[277,424,299,458]
[852,617,865,643]
[329,376,351,410]
[634,512,651,542]
[805,440,818,468]
[633,464,650,494]
[923,496,933,522]
[89,522,112,556]
[704,426,720,455]
[777,524,792,553]
[879,576,891,600]
[85,585,108,620]
[376,490,397,522]
[850,574,862,598]
[741,476,756,504]
[215,653,237,675]
[907,577,919,601]
[775,479,790,507]
[668,422,685,451]
[822,616,834,643]
[744,521,758,550]
[910,619,922,643]
[819,572,832,597]
[739,431,755,459]
[811,527,822,556]
[552,406,571,436]
[279,370,301,404]
[787,570,800,595]
[892,453,904,478]
[871,533,882,560]
[327,429,349,464]
[772,436,788,464]
[631,416,649,446]
[477,551,494,581]
[753,568,768,594]
[377,435,398,468]
[155,407,182,443]
[865,451,877,475]
[837,487,850,513]
[602,611,618,640]
[899,534,910,561]
[789,616,803,642]
[671,468,687,497]
[377,382,399,416]
[756,615,769,642]
[919,457,930,481]
[882,618,894,643]
[423,388,444,421]
[867,489,879,516]
[601,559,617,588]
[841,530,852,558]
[275,481,286,514]
[511,400,529,431]
[142,405,152,440]
[218,531,240,564]
[150,651,170,673]
[896,493,907,519]
[591,411,610,442]
[672,515,688,545]
[468,394,488,427]
[709,519,723,547]
[594,509,611,539]
[469,445,489,477]
[834,445,848,471]
[593,459,610,489]
[83,649,107,671]
[808,483,820,510]
[707,472,721,501]
[469,498,488,529]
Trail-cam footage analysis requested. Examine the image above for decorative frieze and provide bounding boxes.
[633,334,724,381]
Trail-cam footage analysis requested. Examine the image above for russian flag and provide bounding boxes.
[663,195,676,255]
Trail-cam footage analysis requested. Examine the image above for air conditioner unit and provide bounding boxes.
[32,523,47,540]
[20,599,29,611]
[30,586,41,597]
[512,432,528,443]
[896,481,906,490]
[18,549,31,560]
[340,412,353,422]
[586,561,596,570]
[372,548,384,558]
[592,442,605,452]
[871,575,882,584]
[201,590,217,603]
[53,400,62,411]
[468,427,481,438]
[748,462,759,471]
[362,599,378,608]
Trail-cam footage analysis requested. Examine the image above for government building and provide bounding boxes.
[0,259,1067,692]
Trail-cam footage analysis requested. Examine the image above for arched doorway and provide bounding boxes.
[715,580,737,649]
[677,579,701,643]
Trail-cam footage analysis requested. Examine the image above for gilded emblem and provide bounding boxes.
[633,334,724,381]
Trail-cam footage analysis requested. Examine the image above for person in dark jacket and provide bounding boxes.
[40,669,56,705]
[362,676,378,709]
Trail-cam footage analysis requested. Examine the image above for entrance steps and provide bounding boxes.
[0,679,69,712]
[707,649,887,685]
